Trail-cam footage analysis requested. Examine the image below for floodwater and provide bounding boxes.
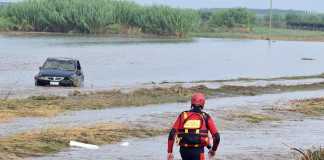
[2,89,324,138]
[1,35,324,160]
[1,35,324,89]
[32,118,324,160]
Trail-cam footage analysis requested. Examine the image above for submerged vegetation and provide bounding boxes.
[0,123,164,159]
[3,81,324,121]
[0,85,217,121]
[0,0,199,36]
[233,113,279,124]
[289,98,324,116]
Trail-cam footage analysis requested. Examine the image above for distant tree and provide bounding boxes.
[199,10,213,22]
[286,12,324,30]
[208,8,256,29]
[285,13,302,24]
[264,14,286,28]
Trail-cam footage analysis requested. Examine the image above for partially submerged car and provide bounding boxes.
[34,57,84,87]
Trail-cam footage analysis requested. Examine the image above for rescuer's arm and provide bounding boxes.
[167,114,182,153]
[207,116,220,153]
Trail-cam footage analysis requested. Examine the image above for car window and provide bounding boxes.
[43,60,76,71]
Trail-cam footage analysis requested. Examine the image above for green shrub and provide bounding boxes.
[209,8,256,29]
[0,17,14,31]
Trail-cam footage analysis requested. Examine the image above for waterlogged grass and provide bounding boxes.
[192,27,324,41]
[233,113,279,123]
[0,123,164,159]
[216,82,324,96]
[3,82,324,121]
[0,0,199,36]
[0,85,217,120]
[289,98,324,116]
[293,147,324,160]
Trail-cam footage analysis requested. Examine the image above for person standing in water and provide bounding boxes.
[167,93,220,160]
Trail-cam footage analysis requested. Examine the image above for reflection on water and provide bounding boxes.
[1,35,324,89]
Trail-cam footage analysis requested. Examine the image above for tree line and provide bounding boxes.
[1,0,324,35]
[201,8,324,31]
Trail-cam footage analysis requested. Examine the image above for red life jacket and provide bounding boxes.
[176,111,210,148]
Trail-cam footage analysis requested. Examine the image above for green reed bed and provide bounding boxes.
[0,0,199,36]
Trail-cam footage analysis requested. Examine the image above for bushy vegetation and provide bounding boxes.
[0,17,14,31]
[0,0,199,36]
[200,8,324,33]
[1,0,324,36]
[208,8,256,29]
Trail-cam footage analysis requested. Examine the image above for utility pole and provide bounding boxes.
[268,0,273,40]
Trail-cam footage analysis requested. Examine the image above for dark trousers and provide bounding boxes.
[180,147,205,160]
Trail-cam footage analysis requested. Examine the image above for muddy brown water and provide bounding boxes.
[1,35,324,90]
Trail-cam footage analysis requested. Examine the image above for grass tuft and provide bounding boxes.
[234,113,279,123]
[0,123,165,159]
[289,98,324,116]
[292,147,324,160]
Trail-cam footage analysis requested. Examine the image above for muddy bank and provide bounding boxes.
[0,123,164,160]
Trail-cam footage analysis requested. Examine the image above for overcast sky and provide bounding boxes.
[2,0,323,13]
[132,0,324,12]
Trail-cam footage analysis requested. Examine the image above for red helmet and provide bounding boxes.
[191,93,205,108]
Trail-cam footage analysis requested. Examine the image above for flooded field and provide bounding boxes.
[0,89,323,142]
[1,35,324,90]
[32,118,324,160]
[1,35,324,160]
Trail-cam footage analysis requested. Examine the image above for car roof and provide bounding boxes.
[46,57,78,61]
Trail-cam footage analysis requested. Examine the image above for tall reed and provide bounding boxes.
[0,0,199,36]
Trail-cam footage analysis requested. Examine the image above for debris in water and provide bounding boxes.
[69,141,99,150]
[301,57,316,61]
[120,142,130,147]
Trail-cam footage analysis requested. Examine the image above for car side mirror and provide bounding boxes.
[39,66,42,70]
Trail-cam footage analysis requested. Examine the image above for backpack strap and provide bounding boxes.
[201,112,210,130]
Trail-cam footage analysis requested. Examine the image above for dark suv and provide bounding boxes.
[34,58,84,87]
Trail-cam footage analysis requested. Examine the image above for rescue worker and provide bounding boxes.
[167,93,220,160]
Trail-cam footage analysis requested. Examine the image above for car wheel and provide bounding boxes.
[73,80,81,87]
